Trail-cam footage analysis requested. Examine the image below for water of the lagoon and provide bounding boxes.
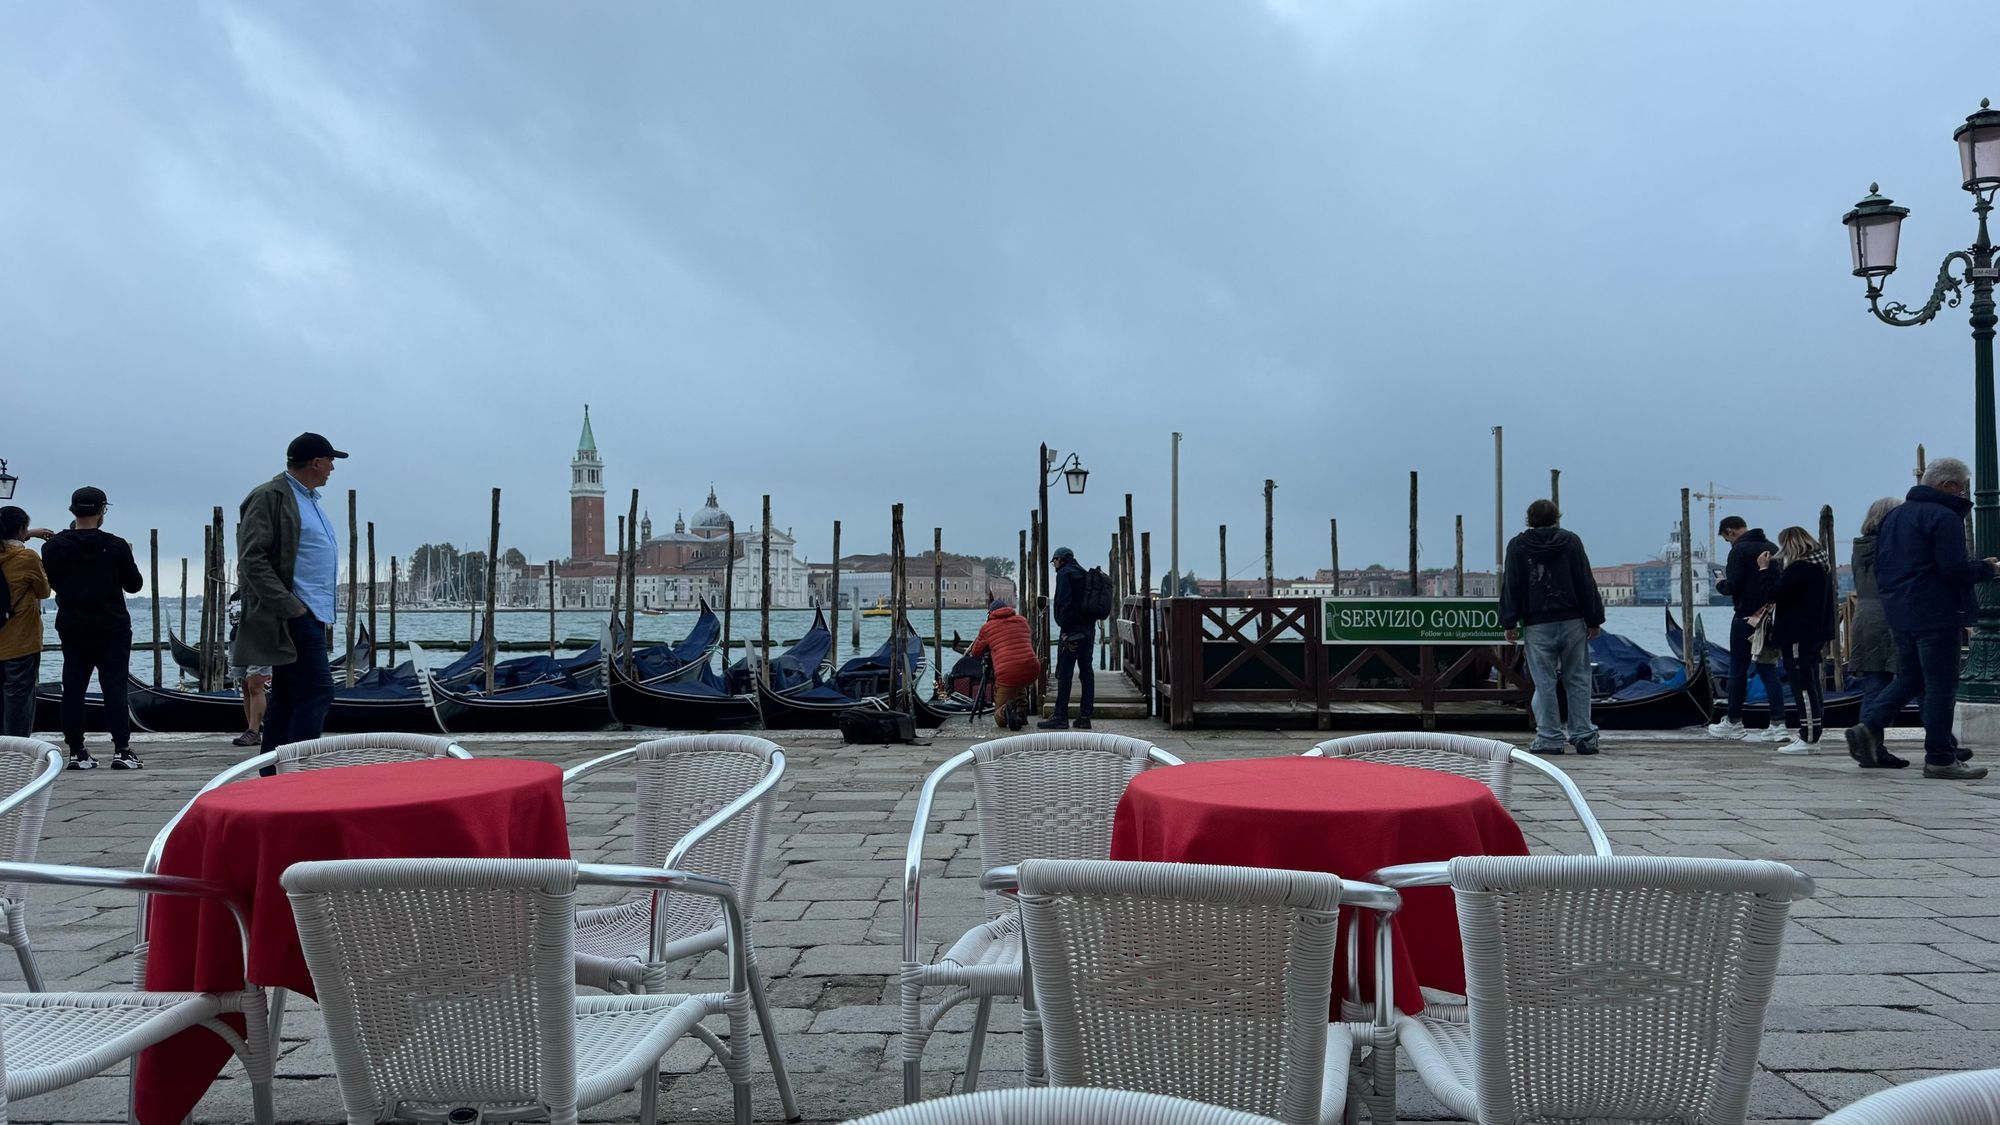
[30,601,1741,691]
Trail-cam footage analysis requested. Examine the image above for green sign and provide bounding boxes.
[1322,597,1505,644]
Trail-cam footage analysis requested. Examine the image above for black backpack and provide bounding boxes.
[1084,566,1115,621]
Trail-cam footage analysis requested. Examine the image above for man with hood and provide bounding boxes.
[1846,457,2000,780]
[1499,499,1606,754]
[42,487,144,769]
[966,594,1040,730]
[1038,545,1093,730]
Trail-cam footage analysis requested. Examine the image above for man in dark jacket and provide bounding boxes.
[42,487,144,769]
[1707,516,1788,742]
[1499,500,1606,754]
[1846,457,1999,779]
[237,433,346,770]
[1038,546,1094,730]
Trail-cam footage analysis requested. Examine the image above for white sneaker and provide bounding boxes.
[1750,726,1792,743]
[1777,738,1817,755]
[1706,719,1747,739]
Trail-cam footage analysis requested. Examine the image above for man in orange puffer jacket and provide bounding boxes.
[967,597,1041,730]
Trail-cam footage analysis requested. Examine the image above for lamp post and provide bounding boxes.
[1037,444,1089,668]
[1844,98,2000,703]
[0,459,15,501]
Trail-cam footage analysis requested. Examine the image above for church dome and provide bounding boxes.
[690,486,732,535]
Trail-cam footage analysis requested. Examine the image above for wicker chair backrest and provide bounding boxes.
[628,735,778,942]
[284,858,581,1124]
[1018,858,1340,1125]
[1310,732,1513,804]
[277,733,467,772]
[0,738,58,903]
[970,734,1166,919]
[1450,854,1810,1125]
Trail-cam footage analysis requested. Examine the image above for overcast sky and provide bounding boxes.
[2,2,1992,587]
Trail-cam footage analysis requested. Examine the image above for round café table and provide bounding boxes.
[133,758,572,1125]
[1109,756,1529,1016]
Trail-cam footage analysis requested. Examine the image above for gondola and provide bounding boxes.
[605,657,760,730]
[170,623,373,679]
[758,623,928,730]
[32,683,108,734]
[728,609,834,694]
[411,643,613,733]
[1515,618,1717,731]
[1665,609,1917,728]
[831,622,927,698]
[124,672,438,734]
[912,688,987,729]
[612,601,722,685]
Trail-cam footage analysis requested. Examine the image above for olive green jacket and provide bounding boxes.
[233,473,306,667]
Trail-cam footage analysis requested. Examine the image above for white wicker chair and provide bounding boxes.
[282,857,754,1125]
[844,1087,1283,1124]
[1374,854,1813,1125]
[561,735,798,1121]
[1305,733,1613,857]
[1818,1069,2000,1123]
[989,858,1399,1125]
[131,734,475,1043]
[0,860,274,1125]
[900,733,1183,1103]
[0,739,64,992]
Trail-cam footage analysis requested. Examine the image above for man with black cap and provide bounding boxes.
[42,487,144,769]
[236,433,347,769]
[1039,545,1093,730]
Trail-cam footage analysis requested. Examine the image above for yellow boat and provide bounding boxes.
[860,597,893,618]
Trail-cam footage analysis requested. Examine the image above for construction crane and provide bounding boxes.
[1691,483,1781,566]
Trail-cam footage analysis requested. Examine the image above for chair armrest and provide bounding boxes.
[1,861,254,979]
[979,865,1020,895]
[1146,747,1186,767]
[903,750,975,963]
[582,863,750,996]
[561,746,637,787]
[1508,749,1615,857]
[1370,861,1452,889]
[0,746,63,822]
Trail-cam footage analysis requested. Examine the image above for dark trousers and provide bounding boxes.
[260,614,334,768]
[1052,630,1094,720]
[1725,615,1786,724]
[58,626,131,752]
[0,653,37,738]
[1782,642,1826,742]
[1862,627,1962,764]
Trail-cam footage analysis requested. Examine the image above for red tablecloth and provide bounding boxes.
[134,758,571,1125]
[1110,756,1528,1017]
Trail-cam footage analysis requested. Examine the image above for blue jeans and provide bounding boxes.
[1862,627,1961,765]
[1523,619,1596,747]
[260,614,334,768]
[1725,614,1786,724]
[1052,630,1094,721]
[0,653,37,739]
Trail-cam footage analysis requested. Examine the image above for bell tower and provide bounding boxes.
[569,405,606,561]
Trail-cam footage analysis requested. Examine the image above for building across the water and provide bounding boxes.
[527,408,812,610]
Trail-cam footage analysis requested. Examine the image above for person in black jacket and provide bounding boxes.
[1846,458,2000,779]
[41,487,145,770]
[1037,546,1094,730]
[1498,500,1606,754]
[1707,516,1789,742]
[1756,527,1836,754]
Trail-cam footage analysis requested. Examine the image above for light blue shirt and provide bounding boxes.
[286,473,339,625]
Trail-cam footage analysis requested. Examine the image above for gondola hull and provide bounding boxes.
[605,662,760,730]
[413,648,613,734]
[1587,660,1716,730]
[912,691,984,729]
[32,683,108,734]
[754,678,864,730]
[126,675,438,735]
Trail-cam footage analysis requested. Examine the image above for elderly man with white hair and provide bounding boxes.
[1846,456,2000,779]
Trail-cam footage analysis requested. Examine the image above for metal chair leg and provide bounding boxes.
[902,1059,922,1104]
[962,996,993,1093]
[268,987,289,1052]
[13,938,45,992]
[638,1059,660,1125]
[745,960,801,1121]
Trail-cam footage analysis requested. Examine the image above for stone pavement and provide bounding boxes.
[11,722,2000,1123]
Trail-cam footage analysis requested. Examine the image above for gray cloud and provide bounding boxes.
[0,1,1989,586]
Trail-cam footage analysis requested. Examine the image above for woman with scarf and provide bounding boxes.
[1757,526,1837,754]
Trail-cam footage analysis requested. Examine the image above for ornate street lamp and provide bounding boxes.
[1844,98,2000,703]
[1052,452,1089,495]
[0,459,15,502]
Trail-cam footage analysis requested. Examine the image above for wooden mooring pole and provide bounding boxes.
[1330,518,1339,593]
[1455,515,1465,596]
[933,527,943,696]
[197,527,212,689]
[345,490,358,687]
[626,489,640,677]
[366,521,377,670]
[150,530,162,686]
[830,520,843,652]
[721,520,735,680]
[546,559,557,658]
[1218,524,1227,598]
[178,558,187,641]
[1409,471,1420,596]
[759,494,772,686]
[1264,479,1276,597]
[388,556,398,657]
[1550,469,1561,510]
[484,488,500,694]
[1679,488,1695,668]
[1822,504,1843,691]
